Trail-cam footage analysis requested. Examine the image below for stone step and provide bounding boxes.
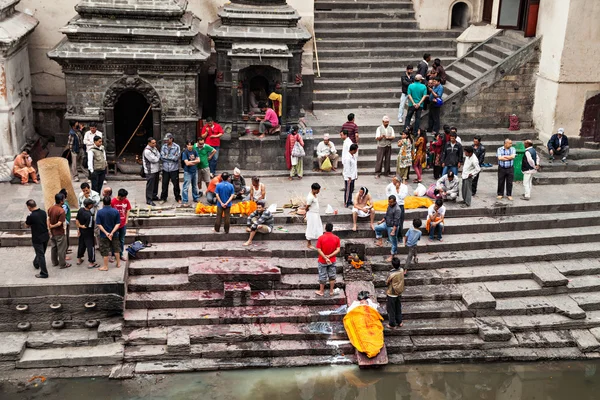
[553,259,600,277]
[316,62,455,78]
[126,289,346,309]
[493,35,529,51]
[534,170,600,185]
[278,273,345,289]
[571,292,600,311]
[123,305,348,328]
[316,46,457,60]
[314,19,418,29]
[314,10,416,20]
[473,49,504,66]
[375,283,462,302]
[16,343,123,368]
[128,273,191,292]
[315,1,416,11]
[514,330,576,348]
[190,339,353,359]
[481,42,514,59]
[409,334,517,352]
[316,28,460,39]
[317,57,458,69]
[315,37,458,50]
[313,88,402,102]
[402,347,586,364]
[500,310,600,332]
[449,61,482,81]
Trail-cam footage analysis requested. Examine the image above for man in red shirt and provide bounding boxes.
[201,117,224,177]
[315,222,341,297]
[110,188,131,261]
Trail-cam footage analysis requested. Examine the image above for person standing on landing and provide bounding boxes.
[315,222,341,297]
[404,218,422,273]
[460,146,481,208]
[375,116,395,178]
[343,144,358,208]
[111,189,131,261]
[76,198,97,269]
[497,138,516,201]
[159,133,181,205]
[472,135,486,196]
[95,196,121,271]
[398,65,414,124]
[201,117,224,176]
[305,182,324,249]
[214,172,235,234]
[521,139,541,201]
[25,199,50,279]
[48,193,70,269]
[143,137,161,206]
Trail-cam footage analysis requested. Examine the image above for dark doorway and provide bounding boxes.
[115,91,153,157]
[482,0,494,23]
[581,93,600,142]
[451,2,470,28]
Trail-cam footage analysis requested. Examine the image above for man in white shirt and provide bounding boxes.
[460,146,481,207]
[375,115,395,178]
[316,134,339,171]
[343,143,358,208]
[340,129,353,160]
[83,124,103,152]
[436,171,459,201]
[427,199,446,241]
[386,176,408,206]
[521,139,541,201]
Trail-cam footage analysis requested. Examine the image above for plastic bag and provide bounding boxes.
[325,204,334,214]
[267,203,277,213]
[321,157,332,171]
[291,141,305,157]
[414,183,427,197]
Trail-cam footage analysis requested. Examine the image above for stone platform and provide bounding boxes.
[3,167,600,378]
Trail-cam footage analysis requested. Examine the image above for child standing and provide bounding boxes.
[386,257,405,328]
[404,218,422,273]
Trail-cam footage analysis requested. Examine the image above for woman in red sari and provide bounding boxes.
[284,126,304,180]
[430,132,444,179]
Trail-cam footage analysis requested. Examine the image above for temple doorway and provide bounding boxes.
[115,91,153,157]
[581,93,600,142]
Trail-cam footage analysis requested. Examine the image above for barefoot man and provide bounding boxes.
[243,200,274,246]
[315,223,341,297]
[351,186,375,231]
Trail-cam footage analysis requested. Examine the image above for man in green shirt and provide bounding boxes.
[403,74,429,130]
[193,138,217,197]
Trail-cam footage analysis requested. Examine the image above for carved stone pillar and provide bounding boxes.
[104,108,116,162]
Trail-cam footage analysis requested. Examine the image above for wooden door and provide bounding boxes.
[581,93,600,142]
[524,0,540,37]
[482,0,494,23]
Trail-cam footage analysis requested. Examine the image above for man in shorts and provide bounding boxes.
[193,137,217,197]
[95,196,121,271]
[351,186,375,231]
[243,200,274,246]
[315,223,341,297]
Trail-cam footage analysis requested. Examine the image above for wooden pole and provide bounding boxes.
[116,104,153,159]
[312,29,321,78]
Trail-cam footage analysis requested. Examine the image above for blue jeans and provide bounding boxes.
[429,222,444,240]
[182,170,199,204]
[442,166,458,176]
[111,226,126,257]
[375,222,399,255]
[209,146,219,175]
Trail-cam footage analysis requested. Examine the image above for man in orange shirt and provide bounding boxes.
[206,175,222,205]
[201,117,224,177]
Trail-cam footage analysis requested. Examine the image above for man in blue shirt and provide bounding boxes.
[427,77,444,134]
[214,172,235,234]
[404,74,428,130]
[181,141,200,207]
[496,139,517,200]
[96,196,122,271]
[159,133,182,204]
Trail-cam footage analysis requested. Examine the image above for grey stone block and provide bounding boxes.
[98,319,123,339]
[461,283,496,309]
[0,335,26,361]
[167,327,190,355]
[570,329,600,352]
[527,264,569,287]
[17,343,124,368]
[476,317,512,342]
[109,363,136,379]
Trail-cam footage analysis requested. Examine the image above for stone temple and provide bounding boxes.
[208,0,311,132]
[48,0,211,164]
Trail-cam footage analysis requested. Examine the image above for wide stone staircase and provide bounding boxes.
[118,198,600,373]
[312,0,461,110]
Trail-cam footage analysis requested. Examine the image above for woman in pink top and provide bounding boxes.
[258,102,280,138]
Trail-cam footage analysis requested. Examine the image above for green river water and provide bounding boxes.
[2,361,599,399]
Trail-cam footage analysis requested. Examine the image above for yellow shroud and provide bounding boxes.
[195,201,257,216]
[373,196,433,212]
[343,305,384,358]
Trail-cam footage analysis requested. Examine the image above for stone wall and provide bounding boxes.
[218,135,315,172]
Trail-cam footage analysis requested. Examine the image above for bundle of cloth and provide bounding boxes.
[195,201,257,215]
[343,291,385,358]
[373,196,433,211]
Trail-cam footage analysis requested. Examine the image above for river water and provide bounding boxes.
[2,361,599,400]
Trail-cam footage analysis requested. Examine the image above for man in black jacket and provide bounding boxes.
[442,132,463,176]
[547,128,569,164]
[472,135,486,196]
[25,199,50,279]
[397,65,414,124]
[417,53,431,78]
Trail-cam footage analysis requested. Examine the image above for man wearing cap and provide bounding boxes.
[159,133,182,205]
[547,128,569,164]
[375,116,395,178]
[231,167,248,199]
[243,200,274,246]
[316,134,339,171]
[404,74,428,130]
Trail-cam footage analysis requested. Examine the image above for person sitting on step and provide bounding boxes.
[436,171,459,201]
[547,127,569,164]
[257,102,280,138]
[351,186,375,232]
[243,200,274,246]
[12,149,38,185]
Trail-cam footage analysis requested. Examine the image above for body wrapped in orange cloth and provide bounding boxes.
[343,297,385,358]
[195,201,257,215]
